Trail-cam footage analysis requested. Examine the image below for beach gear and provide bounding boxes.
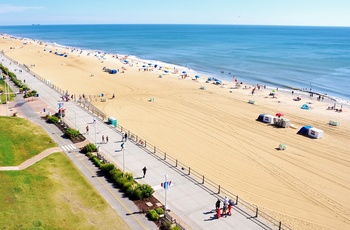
[297,125,312,136]
[257,114,265,122]
[301,104,310,110]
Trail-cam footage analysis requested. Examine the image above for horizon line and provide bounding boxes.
[0,23,350,28]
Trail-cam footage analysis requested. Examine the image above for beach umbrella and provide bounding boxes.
[276,112,284,118]
[195,75,200,79]
[148,63,152,66]
[164,70,169,73]
[142,65,146,68]
[182,71,187,74]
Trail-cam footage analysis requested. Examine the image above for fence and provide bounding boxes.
[3,52,292,230]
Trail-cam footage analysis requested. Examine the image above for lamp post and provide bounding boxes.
[5,76,8,116]
[164,175,169,212]
[94,124,97,145]
[122,147,125,172]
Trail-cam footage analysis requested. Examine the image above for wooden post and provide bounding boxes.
[164,152,166,160]
[279,221,282,230]
[236,195,238,205]
[255,207,258,218]
[136,135,138,142]
[145,141,147,147]
[202,175,205,184]
[218,185,221,194]
[176,159,178,167]
[154,146,156,153]
[188,167,191,175]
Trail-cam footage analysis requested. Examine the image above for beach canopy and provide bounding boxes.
[195,75,200,79]
[298,125,312,136]
[276,112,284,117]
[109,69,117,74]
[182,71,187,74]
[301,104,310,110]
[257,114,265,122]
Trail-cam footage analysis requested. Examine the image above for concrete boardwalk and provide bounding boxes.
[1,54,278,230]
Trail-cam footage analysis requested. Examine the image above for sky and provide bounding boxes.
[0,0,349,27]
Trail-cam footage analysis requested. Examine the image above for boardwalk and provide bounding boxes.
[0,53,279,230]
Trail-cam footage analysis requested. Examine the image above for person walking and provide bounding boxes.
[106,135,109,143]
[215,199,221,210]
[102,135,105,143]
[124,132,128,142]
[86,125,89,134]
[93,117,96,124]
[120,142,125,150]
[227,199,233,216]
[142,166,147,178]
[121,132,125,142]
[222,203,228,217]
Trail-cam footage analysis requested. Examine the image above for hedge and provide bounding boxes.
[82,143,155,201]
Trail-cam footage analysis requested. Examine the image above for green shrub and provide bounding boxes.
[91,156,102,167]
[170,226,181,230]
[126,183,139,198]
[133,188,143,200]
[110,168,123,179]
[147,209,159,221]
[122,181,133,192]
[65,128,80,140]
[47,115,59,124]
[86,152,92,158]
[155,207,164,215]
[100,163,115,173]
[82,143,97,153]
[115,177,128,188]
[161,221,172,230]
[123,172,134,182]
[140,184,154,199]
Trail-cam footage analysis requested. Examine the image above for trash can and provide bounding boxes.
[108,117,117,127]
[111,119,117,127]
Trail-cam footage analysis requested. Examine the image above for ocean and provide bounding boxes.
[1,24,350,101]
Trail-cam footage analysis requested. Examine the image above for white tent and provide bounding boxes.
[308,127,324,139]
[263,115,274,124]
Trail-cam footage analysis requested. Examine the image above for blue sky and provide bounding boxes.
[0,0,349,26]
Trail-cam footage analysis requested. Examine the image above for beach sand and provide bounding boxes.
[1,36,350,230]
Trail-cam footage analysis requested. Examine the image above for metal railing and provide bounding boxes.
[3,52,292,230]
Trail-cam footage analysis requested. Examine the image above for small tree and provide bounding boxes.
[47,115,59,124]
[140,184,154,199]
[82,143,97,153]
[65,128,80,140]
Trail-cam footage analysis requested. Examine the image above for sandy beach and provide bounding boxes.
[1,36,350,230]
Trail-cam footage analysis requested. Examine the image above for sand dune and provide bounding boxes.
[1,36,350,230]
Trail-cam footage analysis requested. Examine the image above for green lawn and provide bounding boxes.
[0,152,130,229]
[0,79,15,103]
[0,117,57,166]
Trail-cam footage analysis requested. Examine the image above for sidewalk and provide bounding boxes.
[1,54,277,230]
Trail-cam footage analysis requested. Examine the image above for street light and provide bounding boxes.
[164,175,169,212]
[94,124,97,145]
[122,147,125,172]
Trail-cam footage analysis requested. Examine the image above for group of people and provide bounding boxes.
[215,196,233,218]
[101,135,109,143]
